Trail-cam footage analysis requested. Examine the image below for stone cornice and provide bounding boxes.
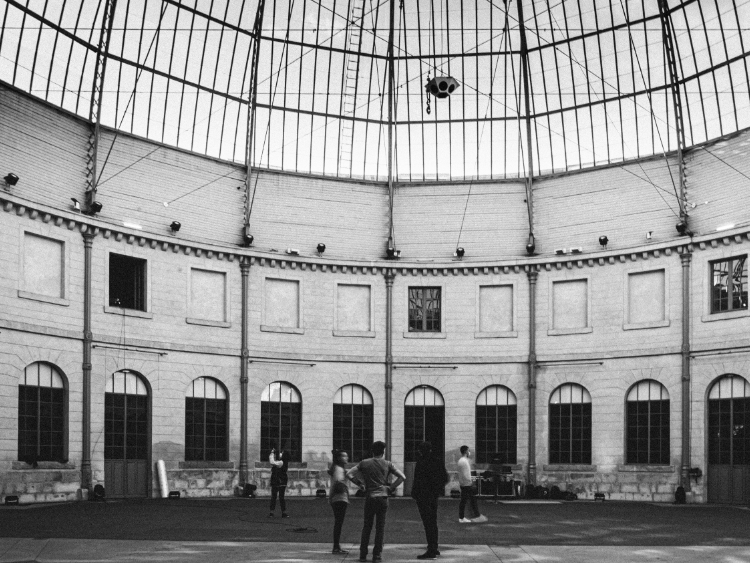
[3,191,749,276]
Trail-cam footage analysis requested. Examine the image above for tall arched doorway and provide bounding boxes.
[403,386,444,495]
[104,370,150,498]
[708,374,750,504]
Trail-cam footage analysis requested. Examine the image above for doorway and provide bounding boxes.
[707,374,750,504]
[104,370,150,498]
[403,386,445,495]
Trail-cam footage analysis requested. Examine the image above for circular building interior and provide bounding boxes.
[1,0,750,505]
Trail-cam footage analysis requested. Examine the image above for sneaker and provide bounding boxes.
[458,518,472,523]
[281,513,289,518]
[332,548,349,554]
[471,514,488,523]
[417,553,437,560]
[359,556,368,562]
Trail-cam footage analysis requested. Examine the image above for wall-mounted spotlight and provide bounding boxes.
[526,233,536,256]
[316,243,326,256]
[598,235,608,249]
[89,201,103,214]
[386,247,401,260]
[71,198,81,211]
[243,233,254,247]
[570,247,583,254]
[3,173,18,190]
[676,221,692,236]
[170,221,181,233]
[554,248,566,256]
[454,247,465,259]
[286,248,300,256]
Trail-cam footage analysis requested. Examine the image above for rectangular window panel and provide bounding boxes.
[264,279,300,328]
[190,269,226,321]
[711,257,748,313]
[23,233,64,297]
[336,284,371,331]
[478,285,513,332]
[109,254,147,311]
[408,287,441,332]
[475,405,517,464]
[260,401,302,462]
[628,270,665,324]
[17,385,65,462]
[549,403,591,464]
[552,279,588,330]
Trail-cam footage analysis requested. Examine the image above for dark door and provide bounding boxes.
[708,378,750,504]
[404,405,445,495]
[105,387,149,498]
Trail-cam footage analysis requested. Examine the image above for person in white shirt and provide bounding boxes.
[456,445,486,523]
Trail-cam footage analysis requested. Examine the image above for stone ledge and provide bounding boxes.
[179,461,235,470]
[542,464,597,472]
[617,464,675,473]
[11,461,76,470]
[255,461,308,469]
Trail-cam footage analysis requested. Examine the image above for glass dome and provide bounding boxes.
[1,0,748,181]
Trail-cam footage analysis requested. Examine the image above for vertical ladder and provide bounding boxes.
[338,0,365,177]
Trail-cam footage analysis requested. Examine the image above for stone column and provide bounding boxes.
[81,229,96,492]
[527,269,538,486]
[239,258,251,486]
[385,269,395,459]
[680,250,692,490]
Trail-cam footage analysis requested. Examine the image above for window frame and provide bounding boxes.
[17,362,69,464]
[709,255,748,315]
[185,377,229,462]
[548,384,592,465]
[18,227,70,307]
[186,266,231,328]
[260,381,303,463]
[475,385,518,465]
[624,380,670,466]
[332,384,374,463]
[623,267,670,331]
[405,284,444,335]
[104,250,153,318]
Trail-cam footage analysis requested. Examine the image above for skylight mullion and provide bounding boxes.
[190,0,214,152]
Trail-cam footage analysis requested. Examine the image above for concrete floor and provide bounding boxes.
[1,498,749,562]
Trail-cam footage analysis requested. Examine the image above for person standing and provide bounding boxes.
[457,445,486,523]
[328,449,351,555]
[269,442,290,518]
[411,441,449,560]
[346,441,405,563]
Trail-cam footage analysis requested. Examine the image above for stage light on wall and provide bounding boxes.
[676,221,692,236]
[317,243,326,256]
[286,248,300,255]
[454,247,465,259]
[170,221,181,233]
[243,233,254,246]
[570,247,582,254]
[598,235,608,248]
[554,248,566,255]
[3,173,18,190]
[426,76,460,99]
[526,233,536,255]
[89,201,103,214]
[386,247,401,259]
[71,198,81,211]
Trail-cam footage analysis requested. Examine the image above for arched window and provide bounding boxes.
[475,386,517,464]
[333,384,374,462]
[626,380,669,465]
[261,382,302,462]
[404,386,445,463]
[18,362,66,463]
[549,383,592,465]
[185,377,228,462]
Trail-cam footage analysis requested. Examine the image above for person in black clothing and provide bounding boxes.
[269,442,290,518]
[410,441,449,561]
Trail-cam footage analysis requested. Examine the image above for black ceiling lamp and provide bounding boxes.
[599,235,608,248]
[455,247,465,259]
[316,243,326,256]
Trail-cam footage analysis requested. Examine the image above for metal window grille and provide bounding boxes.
[711,256,748,314]
[408,287,441,332]
[109,253,147,311]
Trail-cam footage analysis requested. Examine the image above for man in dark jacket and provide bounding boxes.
[410,441,449,560]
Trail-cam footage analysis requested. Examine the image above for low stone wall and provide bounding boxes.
[0,462,80,504]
